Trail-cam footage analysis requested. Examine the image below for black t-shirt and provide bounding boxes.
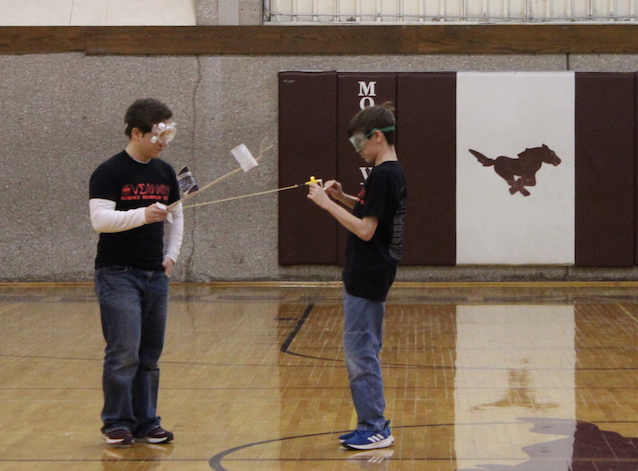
[342,161,407,302]
[89,151,180,271]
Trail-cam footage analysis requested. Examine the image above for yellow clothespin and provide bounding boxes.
[305,176,324,187]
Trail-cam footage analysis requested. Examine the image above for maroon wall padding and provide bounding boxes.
[278,71,338,265]
[575,73,635,267]
[397,73,457,265]
[336,73,398,266]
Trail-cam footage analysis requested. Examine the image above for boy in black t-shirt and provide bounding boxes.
[89,98,183,447]
[307,103,406,450]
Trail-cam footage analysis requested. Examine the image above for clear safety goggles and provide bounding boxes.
[348,126,395,152]
[149,121,177,145]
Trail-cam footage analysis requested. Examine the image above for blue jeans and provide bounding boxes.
[95,266,169,435]
[343,291,387,431]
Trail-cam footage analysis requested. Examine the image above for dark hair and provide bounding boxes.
[347,101,396,146]
[124,98,173,137]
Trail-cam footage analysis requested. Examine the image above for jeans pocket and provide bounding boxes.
[95,266,131,299]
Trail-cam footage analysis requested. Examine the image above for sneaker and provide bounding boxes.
[342,421,394,450]
[102,429,133,447]
[134,426,174,444]
[338,430,357,443]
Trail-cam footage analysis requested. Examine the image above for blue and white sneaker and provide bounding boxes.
[338,430,357,443]
[342,421,394,450]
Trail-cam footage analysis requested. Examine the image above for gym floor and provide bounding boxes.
[1,282,637,470]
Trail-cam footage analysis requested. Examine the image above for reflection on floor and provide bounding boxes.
[1,282,637,470]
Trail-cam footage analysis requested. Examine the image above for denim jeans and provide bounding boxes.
[95,266,169,435]
[343,291,387,431]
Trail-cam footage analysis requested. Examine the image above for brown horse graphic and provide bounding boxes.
[469,144,561,196]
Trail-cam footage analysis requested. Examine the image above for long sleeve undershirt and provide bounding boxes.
[89,198,184,263]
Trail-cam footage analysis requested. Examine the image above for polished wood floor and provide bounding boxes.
[1,282,637,470]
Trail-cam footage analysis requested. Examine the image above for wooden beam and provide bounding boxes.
[0,27,84,54]
[2,25,638,55]
[415,24,638,54]
[83,26,420,55]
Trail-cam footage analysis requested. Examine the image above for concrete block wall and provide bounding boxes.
[198,0,263,25]
[4,52,638,282]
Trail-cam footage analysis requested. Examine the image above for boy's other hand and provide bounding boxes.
[323,180,343,200]
[145,202,170,223]
[162,257,175,277]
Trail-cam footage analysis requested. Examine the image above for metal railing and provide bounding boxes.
[264,0,638,23]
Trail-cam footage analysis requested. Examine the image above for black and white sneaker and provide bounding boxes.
[102,429,133,447]
[134,426,174,444]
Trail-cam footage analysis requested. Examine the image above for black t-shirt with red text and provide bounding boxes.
[342,161,407,302]
[89,151,180,271]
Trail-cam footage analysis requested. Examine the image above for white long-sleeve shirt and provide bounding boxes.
[89,198,184,264]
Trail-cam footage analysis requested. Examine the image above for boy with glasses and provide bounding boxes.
[307,102,407,450]
[89,98,183,447]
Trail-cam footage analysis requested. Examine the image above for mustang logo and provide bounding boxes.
[469,144,561,196]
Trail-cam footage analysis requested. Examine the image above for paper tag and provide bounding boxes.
[177,166,198,194]
[231,144,259,172]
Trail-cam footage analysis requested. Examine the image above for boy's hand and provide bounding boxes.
[307,182,332,209]
[323,180,343,200]
[145,202,170,223]
[162,257,175,277]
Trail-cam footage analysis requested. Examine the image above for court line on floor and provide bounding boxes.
[207,419,638,471]
[279,303,314,353]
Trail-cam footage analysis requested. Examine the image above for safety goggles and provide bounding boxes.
[149,121,177,145]
[348,126,395,152]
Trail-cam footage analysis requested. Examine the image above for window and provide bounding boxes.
[264,0,638,23]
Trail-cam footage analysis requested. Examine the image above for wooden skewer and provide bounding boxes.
[181,177,323,210]
[168,137,273,210]
[183,184,300,209]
